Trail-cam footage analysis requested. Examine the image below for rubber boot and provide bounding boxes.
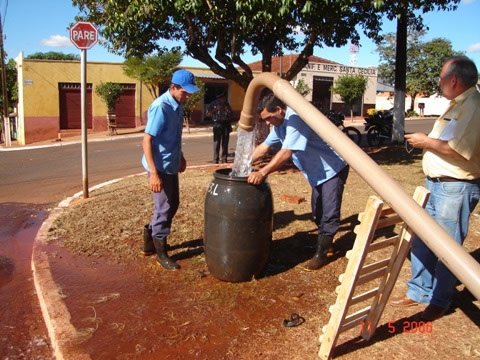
[153,237,180,270]
[305,235,333,270]
[142,224,155,256]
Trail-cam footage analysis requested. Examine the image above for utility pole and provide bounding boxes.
[0,15,11,147]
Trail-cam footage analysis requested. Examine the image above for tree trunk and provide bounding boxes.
[392,9,407,143]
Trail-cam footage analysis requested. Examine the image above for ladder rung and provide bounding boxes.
[357,267,387,285]
[379,206,395,216]
[350,287,380,306]
[340,307,371,332]
[359,258,391,276]
[368,235,399,252]
[358,206,396,223]
[339,316,367,333]
[376,215,402,229]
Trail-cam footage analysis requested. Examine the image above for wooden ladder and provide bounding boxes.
[318,186,430,360]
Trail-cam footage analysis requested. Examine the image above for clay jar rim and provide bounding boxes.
[214,168,248,183]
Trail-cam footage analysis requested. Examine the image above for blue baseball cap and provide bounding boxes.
[171,69,199,94]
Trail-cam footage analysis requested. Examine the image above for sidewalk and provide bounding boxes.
[0,125,214,151]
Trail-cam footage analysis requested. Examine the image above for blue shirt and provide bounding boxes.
[141,90,184,174]
[264,107,346,187]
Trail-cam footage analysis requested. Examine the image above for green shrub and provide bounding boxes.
[95,82,123,112]
[406,110,419,118]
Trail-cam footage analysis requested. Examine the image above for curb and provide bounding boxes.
[30,165,224,359]
[31,176,139,360]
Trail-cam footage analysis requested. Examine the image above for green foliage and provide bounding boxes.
[332,75,368,106]
[406,110,419,117]
[0,59,18,115]
[295,78,310,97]
[377,31,463,110]
[123,51,182,99]
[95,82,123,111]
[26,52,80,61]
[332,74,368,120]
[183,79,206,118]
[72,0,461,90]
[72,0,386,89]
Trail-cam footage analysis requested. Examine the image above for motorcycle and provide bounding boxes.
[326,110,362,146]
[364,109,394,147]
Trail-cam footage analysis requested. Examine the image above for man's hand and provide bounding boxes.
[404,132,428,149]
[149,172,163,193]
[405,132,466,160]
[248,170,267,185]
[179,156,187,173]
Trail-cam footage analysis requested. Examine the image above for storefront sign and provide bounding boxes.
[304,62,376,76]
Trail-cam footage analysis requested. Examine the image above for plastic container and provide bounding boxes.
[204,168,273,282]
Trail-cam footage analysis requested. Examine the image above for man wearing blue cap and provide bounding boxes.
[141,69,199,270]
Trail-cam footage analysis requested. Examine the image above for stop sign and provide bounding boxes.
[70,21,98,50]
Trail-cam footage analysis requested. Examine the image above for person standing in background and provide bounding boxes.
[141,69,199,270]
[208,92,233,163]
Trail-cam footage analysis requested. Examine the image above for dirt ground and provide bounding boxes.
[46,146,480,359]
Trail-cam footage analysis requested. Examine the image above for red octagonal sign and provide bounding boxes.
[70,21,98,50]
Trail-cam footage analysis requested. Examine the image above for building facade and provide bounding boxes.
[13,53,378,145]
[248,55,378,116]
[14,53,245,145]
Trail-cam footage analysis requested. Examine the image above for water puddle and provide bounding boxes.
[0,203,52,358]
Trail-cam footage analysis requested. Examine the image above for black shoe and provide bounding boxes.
[304,254,328,270]
[304,234,333,270]
[142,224,155,256]
[153,237,180,270]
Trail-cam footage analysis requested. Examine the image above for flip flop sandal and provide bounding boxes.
[282,313,305,327]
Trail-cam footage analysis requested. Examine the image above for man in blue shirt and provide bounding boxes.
[248,93,349,270]
[142,69,199,270]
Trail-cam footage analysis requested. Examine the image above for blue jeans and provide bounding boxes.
[407,178,480,308]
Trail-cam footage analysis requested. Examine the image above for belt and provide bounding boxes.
[427,176,480,183]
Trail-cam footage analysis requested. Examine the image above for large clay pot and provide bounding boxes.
[204,168,273,282]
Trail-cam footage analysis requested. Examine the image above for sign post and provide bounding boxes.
[70,21,98,198]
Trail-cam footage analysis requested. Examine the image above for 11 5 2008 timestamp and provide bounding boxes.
[360,320,433,334]
[388,320,433,334]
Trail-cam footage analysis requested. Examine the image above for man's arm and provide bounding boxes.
[142,133,163,192]
[251,143,270,163]
[248,148,293,185]
[405,133,466,161]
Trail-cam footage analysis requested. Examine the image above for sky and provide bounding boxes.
[2,0,480,70]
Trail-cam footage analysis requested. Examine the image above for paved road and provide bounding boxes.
[0,119,434,359]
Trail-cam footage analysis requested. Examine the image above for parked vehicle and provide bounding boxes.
[364,109,394,147]
[326,110,362,146]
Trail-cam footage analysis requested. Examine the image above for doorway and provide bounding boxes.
[312,76,333,113]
